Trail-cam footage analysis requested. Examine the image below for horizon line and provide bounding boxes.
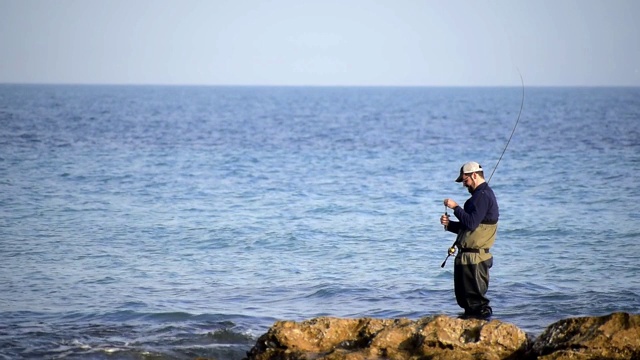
[1,81,639,88]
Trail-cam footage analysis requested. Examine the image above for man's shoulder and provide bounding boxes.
[475,182,491,192]
[475,183,496,198]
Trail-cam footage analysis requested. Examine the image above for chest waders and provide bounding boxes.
[454,223,497,314]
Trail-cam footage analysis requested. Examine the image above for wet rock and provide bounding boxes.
[245,313,640,360]
[529,312,640,360]
[245,315,529,360]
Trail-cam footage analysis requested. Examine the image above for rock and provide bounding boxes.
[529,312,640,360]
[245,313,640,360]
[245,315,529,360]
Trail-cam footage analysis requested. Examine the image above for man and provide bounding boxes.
[440,161,499,319]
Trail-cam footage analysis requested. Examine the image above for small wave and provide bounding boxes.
[206,328,255,343]
[303,284,372,299]
[0,312,257,360]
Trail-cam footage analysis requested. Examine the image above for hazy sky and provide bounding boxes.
[1,0,639,86]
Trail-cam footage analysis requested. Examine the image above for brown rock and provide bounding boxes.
[245,312,640,360]
[245,315,529,360]
[530,312,640,360]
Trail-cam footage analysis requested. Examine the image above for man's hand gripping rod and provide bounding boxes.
[440,205,455,267]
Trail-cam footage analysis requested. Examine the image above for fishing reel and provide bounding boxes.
[441,246,456,268]
[441,245,457,267]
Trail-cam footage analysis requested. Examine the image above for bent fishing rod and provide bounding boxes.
[441,71,525,268]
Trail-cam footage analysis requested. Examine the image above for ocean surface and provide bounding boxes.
[1,84,639,359]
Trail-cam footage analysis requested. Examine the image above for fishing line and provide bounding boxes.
[487,69,525,185]
[440,70,525,268]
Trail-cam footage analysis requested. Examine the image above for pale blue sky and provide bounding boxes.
[1,0,638,86]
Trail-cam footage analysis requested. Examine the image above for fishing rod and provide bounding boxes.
[441,71,525,268]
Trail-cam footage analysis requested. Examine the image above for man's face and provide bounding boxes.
[462,173,475,193]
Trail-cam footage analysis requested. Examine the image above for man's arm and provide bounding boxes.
[453,191,490,231]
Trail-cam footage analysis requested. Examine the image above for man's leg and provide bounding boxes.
[454,256,493,317]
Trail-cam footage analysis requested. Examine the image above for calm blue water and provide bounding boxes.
[1,85,639,359]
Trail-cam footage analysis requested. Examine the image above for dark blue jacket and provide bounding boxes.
[448,182,499,233]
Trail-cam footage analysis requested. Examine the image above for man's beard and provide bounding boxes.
[465,184,473,194]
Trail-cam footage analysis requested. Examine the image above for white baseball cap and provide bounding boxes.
[455,161,483,182]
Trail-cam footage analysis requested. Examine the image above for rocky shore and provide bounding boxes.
[242,312,640,360]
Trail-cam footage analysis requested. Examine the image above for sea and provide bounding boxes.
[1,84,639,359]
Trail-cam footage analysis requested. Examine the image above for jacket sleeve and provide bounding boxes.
[452,191,490,231]
[446,220,461,234]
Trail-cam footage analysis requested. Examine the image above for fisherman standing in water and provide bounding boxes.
[440,161,499,319]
